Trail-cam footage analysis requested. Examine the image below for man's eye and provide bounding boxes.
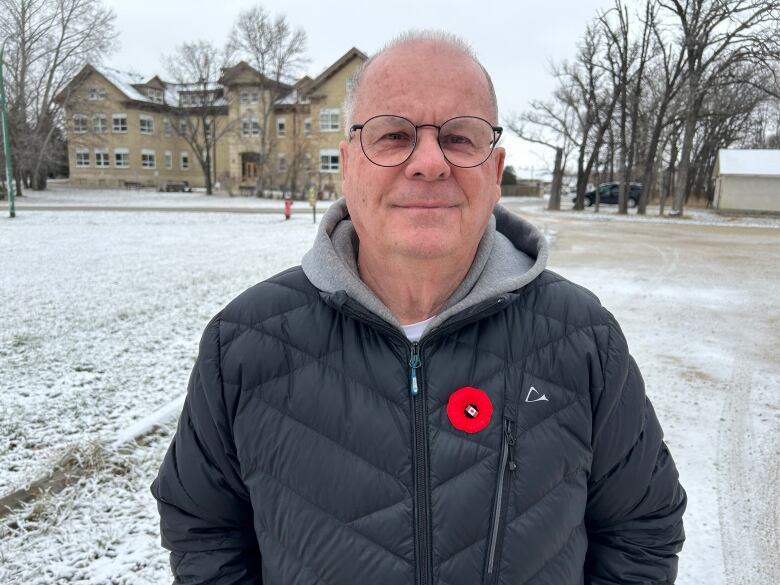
[442,134,472,145]
[382,132,410,141]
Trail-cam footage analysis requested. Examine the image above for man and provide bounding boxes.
[152,31,686,585]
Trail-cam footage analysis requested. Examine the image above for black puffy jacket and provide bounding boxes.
[151,265,686,585]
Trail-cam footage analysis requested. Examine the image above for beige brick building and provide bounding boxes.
[58,48,367,197]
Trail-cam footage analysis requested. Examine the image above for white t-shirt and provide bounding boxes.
[401,316,436,342]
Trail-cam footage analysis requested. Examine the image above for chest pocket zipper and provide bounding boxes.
[483,417,516,585]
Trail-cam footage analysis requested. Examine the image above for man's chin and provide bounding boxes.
[393,231,462,260]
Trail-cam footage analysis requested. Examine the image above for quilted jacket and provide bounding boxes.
[152,204,686,585]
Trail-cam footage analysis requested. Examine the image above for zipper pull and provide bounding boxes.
[504,419,517,473]
[409,343,421,396]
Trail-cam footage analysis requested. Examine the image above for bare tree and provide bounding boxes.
[228,4,307,194]
[0,0,116,192]
[164,40,235,195]
[564,29,622,210]
[598,0,656,214]
[636,4,686,214]
[505,98,577,210]
[658,0,780,216]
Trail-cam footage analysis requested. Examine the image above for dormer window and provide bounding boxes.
[147,88,164,104]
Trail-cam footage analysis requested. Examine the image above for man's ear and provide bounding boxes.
[493,147,506,202]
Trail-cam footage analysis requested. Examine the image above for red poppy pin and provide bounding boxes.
[447,386,493,434]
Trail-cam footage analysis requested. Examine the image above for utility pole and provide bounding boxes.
[0,36,16,218]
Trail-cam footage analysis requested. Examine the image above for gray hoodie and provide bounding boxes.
[301,198,549,338]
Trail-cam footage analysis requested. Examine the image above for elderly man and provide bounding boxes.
[152,32,686,585]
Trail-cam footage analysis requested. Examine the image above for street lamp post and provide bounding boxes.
[0,36,16,218]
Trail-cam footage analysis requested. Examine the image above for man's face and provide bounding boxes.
[340,42,505,263]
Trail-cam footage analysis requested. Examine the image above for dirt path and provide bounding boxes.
[505,206,780,584]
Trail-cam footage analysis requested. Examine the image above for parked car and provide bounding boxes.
[572,182,642,208]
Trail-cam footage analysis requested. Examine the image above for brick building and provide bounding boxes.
[57,48,367,197]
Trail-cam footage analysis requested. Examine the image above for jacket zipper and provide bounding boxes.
[337,298,514,585]
[409,342,432,585]
[484,417,516,584]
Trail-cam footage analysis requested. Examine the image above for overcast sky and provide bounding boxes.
[102,0,613,176]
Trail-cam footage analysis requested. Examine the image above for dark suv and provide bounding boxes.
[573,182,642,208]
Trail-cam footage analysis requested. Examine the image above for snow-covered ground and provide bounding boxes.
[1,198,778,583]
[13,182,335,210]
[0,211,320,495]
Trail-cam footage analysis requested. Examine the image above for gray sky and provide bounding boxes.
[103,0,613,177]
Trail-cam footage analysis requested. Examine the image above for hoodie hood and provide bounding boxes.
[301,198,548,337]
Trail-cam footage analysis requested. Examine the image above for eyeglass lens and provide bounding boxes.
[359,115,497,167]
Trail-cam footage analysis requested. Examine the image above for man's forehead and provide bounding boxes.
[356,44,493,122]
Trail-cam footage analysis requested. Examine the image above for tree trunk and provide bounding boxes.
[547,147,564,211]
[671,73,699,216]
[661,134,679,216]
[638,106,670,214]
[33,168,47,191]
[574,142,588,210]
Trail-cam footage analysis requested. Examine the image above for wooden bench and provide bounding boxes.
[239,185,256,197]
[124,181,142,190]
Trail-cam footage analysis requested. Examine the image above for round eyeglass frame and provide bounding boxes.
[349,115,503,168]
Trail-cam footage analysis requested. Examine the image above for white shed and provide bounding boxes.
[713,149,780,212]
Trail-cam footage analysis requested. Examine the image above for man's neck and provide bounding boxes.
[357,246,477,325]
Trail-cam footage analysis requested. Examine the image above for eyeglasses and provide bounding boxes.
[349,115,503,168]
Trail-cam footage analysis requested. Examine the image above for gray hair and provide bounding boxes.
[343,30,499,135]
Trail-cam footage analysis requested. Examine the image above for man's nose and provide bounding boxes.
[404,127,451,180]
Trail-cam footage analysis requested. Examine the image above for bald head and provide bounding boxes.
[343,31,498,133]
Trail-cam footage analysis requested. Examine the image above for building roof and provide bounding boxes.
[59,49,367,110]
[303,47,367,96]
[57,64,228,108]
[95,67,151,102]
[717,149,780,177]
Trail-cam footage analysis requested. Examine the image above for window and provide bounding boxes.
[75,148,90,167]
[88,87,106,100]
[319,108,340,132]
[164,150,172,170]
[346,78,354,94]
[182,92,204,107]
[72,114,88,133]
[163,117,173,137]
[147,88,164,104]
[303,152,312,171]
[94,148,110,168]
[320,149,339,172]
[276,117,286,137]
[204,119,213,138]
[180,151,189,170]
[179,119,188,134]
[92,114,107,133]
[240,89,259,104]
[303,117,312,137]
[241,117,260,137]
[139,115,154,135]
[112,113,127,133]
[278,154,287,172]
[141,149,156,169]
[114,148,129,168]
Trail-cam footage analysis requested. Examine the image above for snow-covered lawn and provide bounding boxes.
[0,211,319,495]
[13,182,335,210]
[1,202,777,583]
[1,210,322,583]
